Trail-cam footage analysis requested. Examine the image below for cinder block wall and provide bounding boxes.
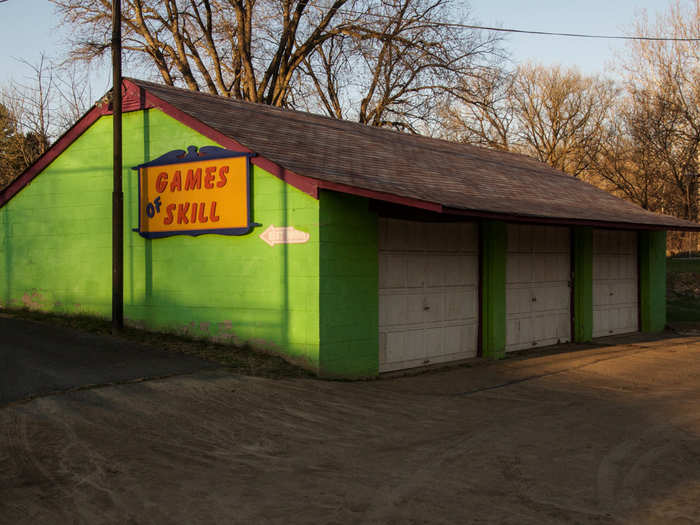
[318,191,379,377]
[0,109,322,370]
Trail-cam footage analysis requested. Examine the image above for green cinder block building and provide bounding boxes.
[1,79,698,377]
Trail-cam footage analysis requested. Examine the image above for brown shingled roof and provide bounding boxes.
[73,79,700,230]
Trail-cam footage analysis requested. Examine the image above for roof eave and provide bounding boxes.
[4,77,698,233]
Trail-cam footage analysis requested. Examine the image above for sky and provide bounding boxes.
[468,0,666,75]
[0,0,671,99]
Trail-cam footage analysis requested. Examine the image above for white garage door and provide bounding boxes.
[506,224,571,352]
[379,218,479,372]
[593,230,638,337]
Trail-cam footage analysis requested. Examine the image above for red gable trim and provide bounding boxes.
[131,79,320,199]
[0,103,110,208]
[0,80,320,209]
[128,80,450,211]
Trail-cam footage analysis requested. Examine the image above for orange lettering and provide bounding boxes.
[185,168,202,190]
[170,170,182,192]
[155,172,168,193]
[217,166,228,188]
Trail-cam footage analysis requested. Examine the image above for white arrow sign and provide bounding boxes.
[259,224,310,247]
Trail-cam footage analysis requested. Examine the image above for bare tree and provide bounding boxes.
[296,0,503,131]
[51,0,502,130]
[446,63,617,178]
[591,109,668,211]
[614,0,700,221]
[0,56,55,190]
[0,56,93,190]
[4,55,55,156]
[54,63,95,131]
[508,64,617,178]
[440,66,515,150]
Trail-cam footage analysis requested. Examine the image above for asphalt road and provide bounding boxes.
[0,314,217,405]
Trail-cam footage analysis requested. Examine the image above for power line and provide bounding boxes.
[333,8,700,42]
[446,24,700,41]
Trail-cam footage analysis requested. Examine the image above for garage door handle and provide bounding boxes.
[423,305,431,311]
[531,297,537,302]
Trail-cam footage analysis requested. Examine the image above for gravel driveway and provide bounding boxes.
[2,327,700,524]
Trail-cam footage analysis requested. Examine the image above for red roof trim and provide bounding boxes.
[0,103,109,209]
[442,206,700,231]
[128,79,320,199]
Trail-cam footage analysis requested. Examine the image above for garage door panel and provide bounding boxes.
[423,328,443,356]
[608,282,636,306]
[593,310,607,334]
[442,325,464,356]
[379,293,408,325]
[384,330,423,363]
[593,230,638,338]
[510,224,533,252]
[379,253,407,288]
[379,218,479,372]
[506,317,533,348]
[593,283,609,306]
[420,293,445,323]
[440,323,478,356]
[407,293,436,324]
[533,284,570,312]
[620,307,637,329]
[507,253,533,284]
[555,255,570,280]
[426,255,447,287]
[506,285,532,315]
[456,223,479,252]
[443,255,478,286]
[405,254,429,287]
[446,289,477,321]
[621,258,636,279]
[506,224,571,352]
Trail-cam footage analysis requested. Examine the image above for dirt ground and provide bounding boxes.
[3,333,700,524]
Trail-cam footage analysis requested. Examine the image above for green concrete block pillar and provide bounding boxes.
[318,191,379,378]
[639,230,667,333]
[481,220,506,359]
[572,227,593,342]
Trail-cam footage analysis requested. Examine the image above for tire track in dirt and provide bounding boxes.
[596,411,700,523]
[0,408,81,523]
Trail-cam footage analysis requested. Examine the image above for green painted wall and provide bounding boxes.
[0,109,322,370]
[318,191,378,378]
[480,220,506,359]
[639,230,667,333]
[572,227,593,342]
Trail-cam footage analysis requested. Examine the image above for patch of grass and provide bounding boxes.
[667,259,700,323]
[667,296,700,323]
[668,258,700,274]
[0,307,313,379]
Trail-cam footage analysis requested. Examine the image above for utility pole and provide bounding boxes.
[112,0,124,332]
